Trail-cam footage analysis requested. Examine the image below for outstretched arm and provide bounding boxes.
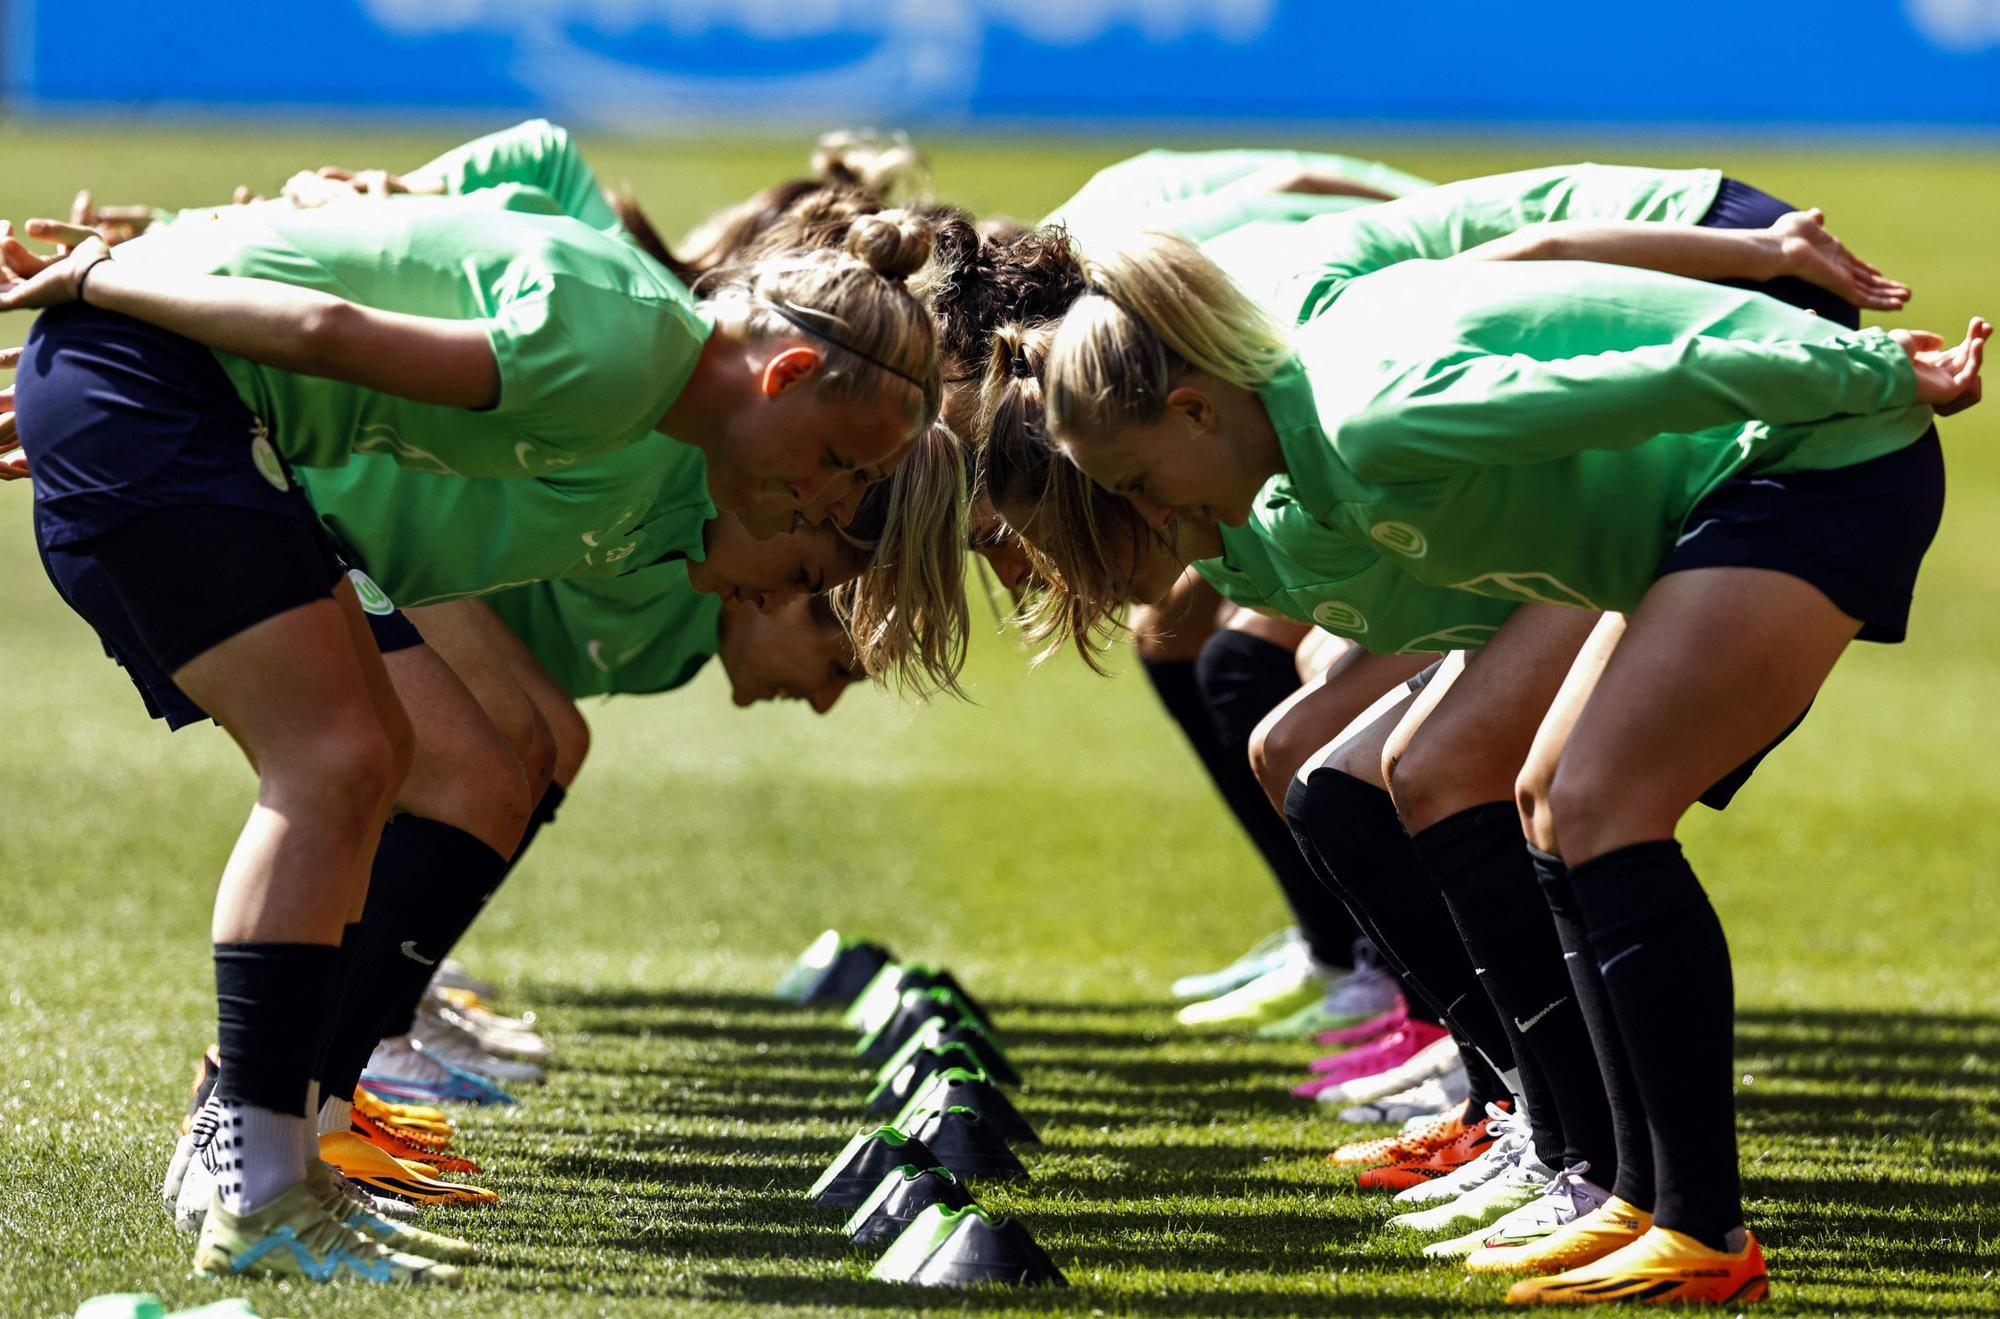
[0,220,499,409]
[1459,209,1909,311]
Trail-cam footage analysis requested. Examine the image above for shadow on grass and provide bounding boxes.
[506,988,2000,1311]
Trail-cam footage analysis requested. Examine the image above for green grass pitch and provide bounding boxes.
[0,125,1995,1316]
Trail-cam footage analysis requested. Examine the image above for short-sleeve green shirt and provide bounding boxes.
[405,119,625,241]
[483,562,721,699]
[1201,162,1723,325]
[1046,148,1436,245]
[1197,479,1521,655]
[1274,260,1928,615]
[298,435,711,607]
[119,195,711,478]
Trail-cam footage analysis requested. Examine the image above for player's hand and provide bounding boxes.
[1894,317,1991,416]
[283,166,424,208]
[69,189,159,247]
[0,220,111,312]
[1772,209,1910,311]
[0,344,28,481]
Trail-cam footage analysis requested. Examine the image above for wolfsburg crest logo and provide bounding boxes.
[1310,601,1368,634]
[1369,521,1427,557]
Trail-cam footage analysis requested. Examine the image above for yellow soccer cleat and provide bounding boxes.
[1506,1225,1768,1306]
[1470,1196,1652,1276]
[354,1086,456,1142]
[319,1132,498,1207]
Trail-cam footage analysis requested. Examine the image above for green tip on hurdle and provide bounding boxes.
[871,1204,1067,1287]
[892,1066,1039,1145]
[807,1125,937,1209]
[843,1163,975,1246]
[866,1040,990,1116]
[775,930,894,1006]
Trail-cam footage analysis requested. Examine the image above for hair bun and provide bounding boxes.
[812,130,930,201]
[846,210,935,282]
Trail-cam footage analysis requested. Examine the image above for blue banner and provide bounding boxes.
[11,0,2000,128]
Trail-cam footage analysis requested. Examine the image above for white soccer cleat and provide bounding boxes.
[411,1012,548,1087]
[425,987,548,1062]
[1428,1161,1611,1258]
[1318,1034,1462,1107]
[1334,1068,1468,1124]
[1170,927,1306,1001]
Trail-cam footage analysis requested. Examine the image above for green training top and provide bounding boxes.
[483,562,721,699]
[299,434,711,607]
[1046,148,1436,246]
[1272,258,1928,615]
[1196,484,1521,655]
[120,194,710,478]
[1202,162,1723,325]
[404,119,625,242]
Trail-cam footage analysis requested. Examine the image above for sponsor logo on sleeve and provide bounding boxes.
[1310,600,1368,633]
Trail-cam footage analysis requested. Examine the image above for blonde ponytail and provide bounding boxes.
[830,420,970,697]
[1045,230,1289,446]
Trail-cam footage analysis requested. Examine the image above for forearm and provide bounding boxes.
[1462,221,1784,283]
[82,263,499,408]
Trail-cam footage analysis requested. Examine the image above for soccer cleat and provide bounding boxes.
[1300,1019,1450,1088]
[1439,1163,1610,1261]
[1317,1002,1409,1049]
[350,1114,483,1175]
[1336,1069,1468,1124]
[1170,927,1304,1001]
[1255,949,1402,1040]
[318,1132,498,1206]
[352,1105,452,1157]
[161,1048,223,1215]
[363,1037,516,1106]
[427,987,549,1062]
[1506,1225,1768,1305]
[1472,1197,1653,1277]
[412,1008,548,1086]
[1329,1098,1473,1167]
[1175,946,1332,1030]
[1387,1141,1555,1238]
[1317,1034,1461,1107]
[1358,1100,1509,1191]
[431,959,498,1000]
[310,1160,479,1264]
[355,1087,452,1128]
[1388,1104,1530,1206]
[192,1181,461,1285]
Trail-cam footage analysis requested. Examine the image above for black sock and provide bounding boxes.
[323,814,510,1086]
[1282,768,1519,1095]
[1458,1027,1514,1113]
[1570,841,1741,1250]
[503,781,567,879]
[213,942,340,1115]
[1534,846,1655,1213]
[1189,634,1364,965]
[311,922,363,1101]
[1416,804,1617,1175]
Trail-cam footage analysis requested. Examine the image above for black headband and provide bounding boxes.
[760,299,928,393]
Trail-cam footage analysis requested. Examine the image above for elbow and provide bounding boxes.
[294,298,365,371]
[1510,226,1568,262]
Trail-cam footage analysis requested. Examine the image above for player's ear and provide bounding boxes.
[761,346,823,398]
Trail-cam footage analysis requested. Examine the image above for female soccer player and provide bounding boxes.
[2,188,943,1284]
[1036,227,1983,1305]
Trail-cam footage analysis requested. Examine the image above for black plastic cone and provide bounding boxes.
[799,941,894,1007]
[895,1067,1039,1145]
[874,967,997,1034]
[930,1022,1021,1088]
[856,990,956,1066]
[866,1041,988,1116]
[844,1165,974,1246]
[911,1211,1066,1287]
[806,1126,936,1208]
[911,1106,1028,1181]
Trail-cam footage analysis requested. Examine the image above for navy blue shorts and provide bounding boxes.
[1700,178,1862,330]
[18,302,310,545]
[21,303,424,730]
[1660,428,1944,646]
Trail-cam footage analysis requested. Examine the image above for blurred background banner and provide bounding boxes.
[9,0,2000,130]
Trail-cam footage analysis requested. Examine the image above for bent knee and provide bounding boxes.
[270,720,408,827]
[545,701,590,789]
